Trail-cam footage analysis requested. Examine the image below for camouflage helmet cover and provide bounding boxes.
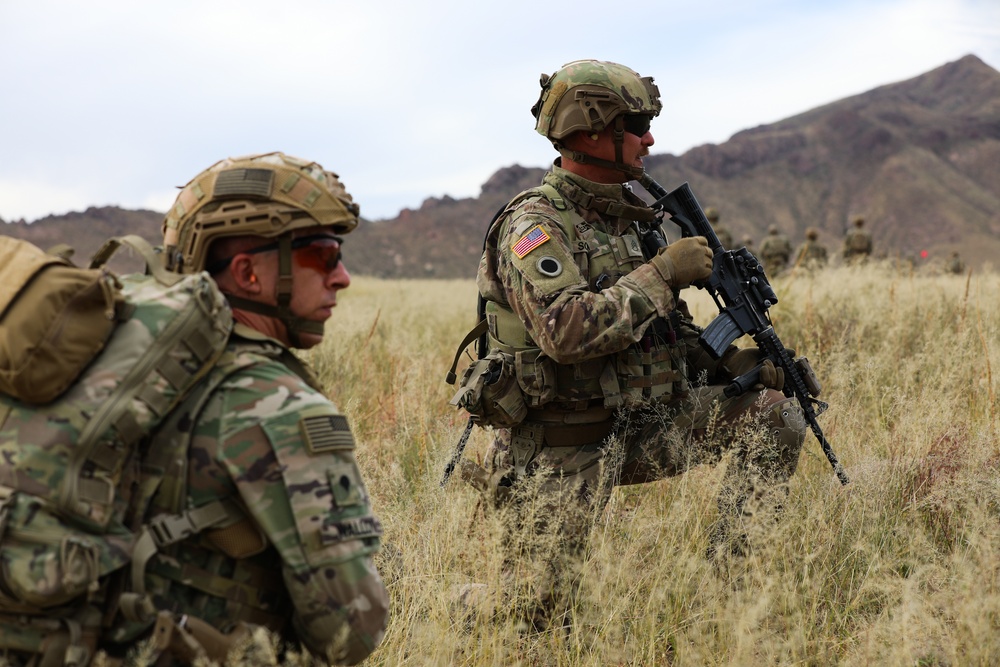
[532,60,662,141]
[163,152,361,273]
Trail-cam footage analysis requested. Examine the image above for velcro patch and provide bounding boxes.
[300,413,355,454]
[512,226,551,258]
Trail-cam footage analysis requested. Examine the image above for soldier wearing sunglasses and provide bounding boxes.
[104,152,389,664]
[460,60,807,630]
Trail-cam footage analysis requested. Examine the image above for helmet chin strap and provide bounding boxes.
[556,116,645,181]
[223,235,324,348]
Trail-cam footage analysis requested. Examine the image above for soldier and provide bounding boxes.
[758,225,792,274]
[466,60,806,629]
[946,250,966,275]
[113,153,389,664]
[794,227,829,269]
[705,206,733,249]
[842,215,873,264]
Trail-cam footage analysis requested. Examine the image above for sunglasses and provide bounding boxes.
[622,114,653,137]
[208,234,344,275]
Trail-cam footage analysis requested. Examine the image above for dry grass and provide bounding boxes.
[131,261,998,666]
[302,261,1000,666]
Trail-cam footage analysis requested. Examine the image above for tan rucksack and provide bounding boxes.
[0,235,236,665]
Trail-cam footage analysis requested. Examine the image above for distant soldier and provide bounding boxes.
[842,215,873,264]
[758,225,792,273]
[946,250,966,274]
[794,227,828,269]
[705,206,733,249]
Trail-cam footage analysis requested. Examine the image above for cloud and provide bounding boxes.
[0,0,997,222]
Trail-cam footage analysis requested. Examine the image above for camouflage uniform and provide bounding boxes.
[476,164,806,627]
[704,207,733,249]
[0,153,389,665]
[97,322,389,663]
[123,153,388,664]
[794,228,828,269]
[946,251,965,274]
[758,226,791,274]
[842,216,873,264]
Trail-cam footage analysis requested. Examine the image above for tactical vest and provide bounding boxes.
[484,184,687,413]
[844,230,872,254]
[800,242,828,262]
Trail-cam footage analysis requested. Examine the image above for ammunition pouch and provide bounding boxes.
[449,351,527,428]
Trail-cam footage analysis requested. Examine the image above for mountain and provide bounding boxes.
[4,54,998,275]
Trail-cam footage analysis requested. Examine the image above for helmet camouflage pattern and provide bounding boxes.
[163,152,361,274]
[532,60,662,141]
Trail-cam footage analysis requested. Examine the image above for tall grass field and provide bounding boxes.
[107,260,998,667]
[306,259,999,667]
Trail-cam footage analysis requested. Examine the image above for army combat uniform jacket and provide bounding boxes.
[117,323,389,664]
[476,165,737,479]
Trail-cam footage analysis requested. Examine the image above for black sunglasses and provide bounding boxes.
[622,114,653,137]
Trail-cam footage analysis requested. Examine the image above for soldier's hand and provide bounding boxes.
[651,236,713,286]
[721,348,787,391]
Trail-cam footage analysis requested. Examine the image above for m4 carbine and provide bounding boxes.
[638,175,849,485]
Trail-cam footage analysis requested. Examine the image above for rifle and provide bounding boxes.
[638,175,849,485]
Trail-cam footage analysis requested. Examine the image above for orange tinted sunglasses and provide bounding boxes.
[207,234,343,274]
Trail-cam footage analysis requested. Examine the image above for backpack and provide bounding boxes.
[0,235,234,662]
[845,229,872,254]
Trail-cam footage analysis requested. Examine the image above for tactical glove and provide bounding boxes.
[651,236,714,287]
[720,347,795,391]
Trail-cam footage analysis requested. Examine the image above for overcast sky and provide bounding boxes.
[1,0,997,223]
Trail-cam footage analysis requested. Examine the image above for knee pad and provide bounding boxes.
[767,396,807,458]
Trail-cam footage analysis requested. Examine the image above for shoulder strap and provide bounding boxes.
[90,235,184,286]
[447,184,581,385]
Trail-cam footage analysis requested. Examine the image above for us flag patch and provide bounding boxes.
[512,225,550,258]
[300,413,355,454]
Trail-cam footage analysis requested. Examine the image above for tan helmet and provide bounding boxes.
[531,60,661,178]
[704,206,720,222]
[162,152,360,274]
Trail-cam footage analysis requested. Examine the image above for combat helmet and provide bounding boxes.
[531,59,661,178]
[162,152,361,346]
